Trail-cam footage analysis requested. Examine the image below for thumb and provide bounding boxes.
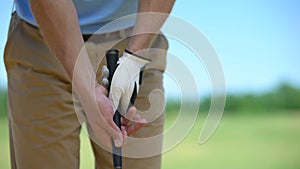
[106,119,123,148]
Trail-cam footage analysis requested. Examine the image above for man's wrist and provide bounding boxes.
[126,33,154,53]
[125,49,151,63]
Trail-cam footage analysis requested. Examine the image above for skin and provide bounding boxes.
[29,0,175,148]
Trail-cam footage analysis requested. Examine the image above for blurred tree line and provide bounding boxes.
[199,83,300,113]
[1,83,300,117]
[166,83,300,114]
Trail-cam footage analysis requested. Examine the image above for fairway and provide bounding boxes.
[1,112,300,169]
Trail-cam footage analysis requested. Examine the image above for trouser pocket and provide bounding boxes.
[4,12,22,71]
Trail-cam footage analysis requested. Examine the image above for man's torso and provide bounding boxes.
[15,0,138,34]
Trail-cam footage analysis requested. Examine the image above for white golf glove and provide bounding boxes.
[109,50,150,115]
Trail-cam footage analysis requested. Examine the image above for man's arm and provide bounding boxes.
[127,0,175,53]
[29,0,125,147]
[108,0,175,115]
[30,0,83,78]
[29,0,175,147]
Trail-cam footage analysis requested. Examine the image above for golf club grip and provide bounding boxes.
[106,49,122,169]
[106,49,119,93]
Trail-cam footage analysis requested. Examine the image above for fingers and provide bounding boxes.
[101,66,109,79]
[91,118,128,148]
[86,121,113,149]
[123,107,146,124]
[122,106,136,125]
[101,66,110,92]
[96,84,108,96]
[97,130,113,149]
[122,106,147,136]
[106,119,123,147]
[121,126,128,145]
[96,94,123,147]
[101,78,109,91]
[126,118,147,136]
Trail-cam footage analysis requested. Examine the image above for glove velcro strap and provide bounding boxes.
[125,49,152,64]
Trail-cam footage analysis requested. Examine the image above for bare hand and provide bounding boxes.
[86,84,146,149]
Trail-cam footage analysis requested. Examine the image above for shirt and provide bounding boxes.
[15,0,138,34]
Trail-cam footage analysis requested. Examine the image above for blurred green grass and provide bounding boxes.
[1,111,300,169]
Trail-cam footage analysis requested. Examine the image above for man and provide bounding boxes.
[4,0,175,169]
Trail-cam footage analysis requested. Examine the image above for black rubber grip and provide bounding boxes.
[106,49,119,93]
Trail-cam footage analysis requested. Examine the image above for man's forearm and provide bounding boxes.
[30,0,103,119]
[127,0,175,53]
[30,0,98,99]
[30,0,91,80]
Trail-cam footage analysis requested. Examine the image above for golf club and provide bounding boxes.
[105,49,140,169]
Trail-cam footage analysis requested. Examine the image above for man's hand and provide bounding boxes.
[121,106,147,136]
[109,50,150,115]
[86,84,146,148]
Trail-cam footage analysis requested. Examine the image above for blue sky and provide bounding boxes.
[1,0,300,97]
[167,0,300,96]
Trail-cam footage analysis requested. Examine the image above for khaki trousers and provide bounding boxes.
[4,13,168,169]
